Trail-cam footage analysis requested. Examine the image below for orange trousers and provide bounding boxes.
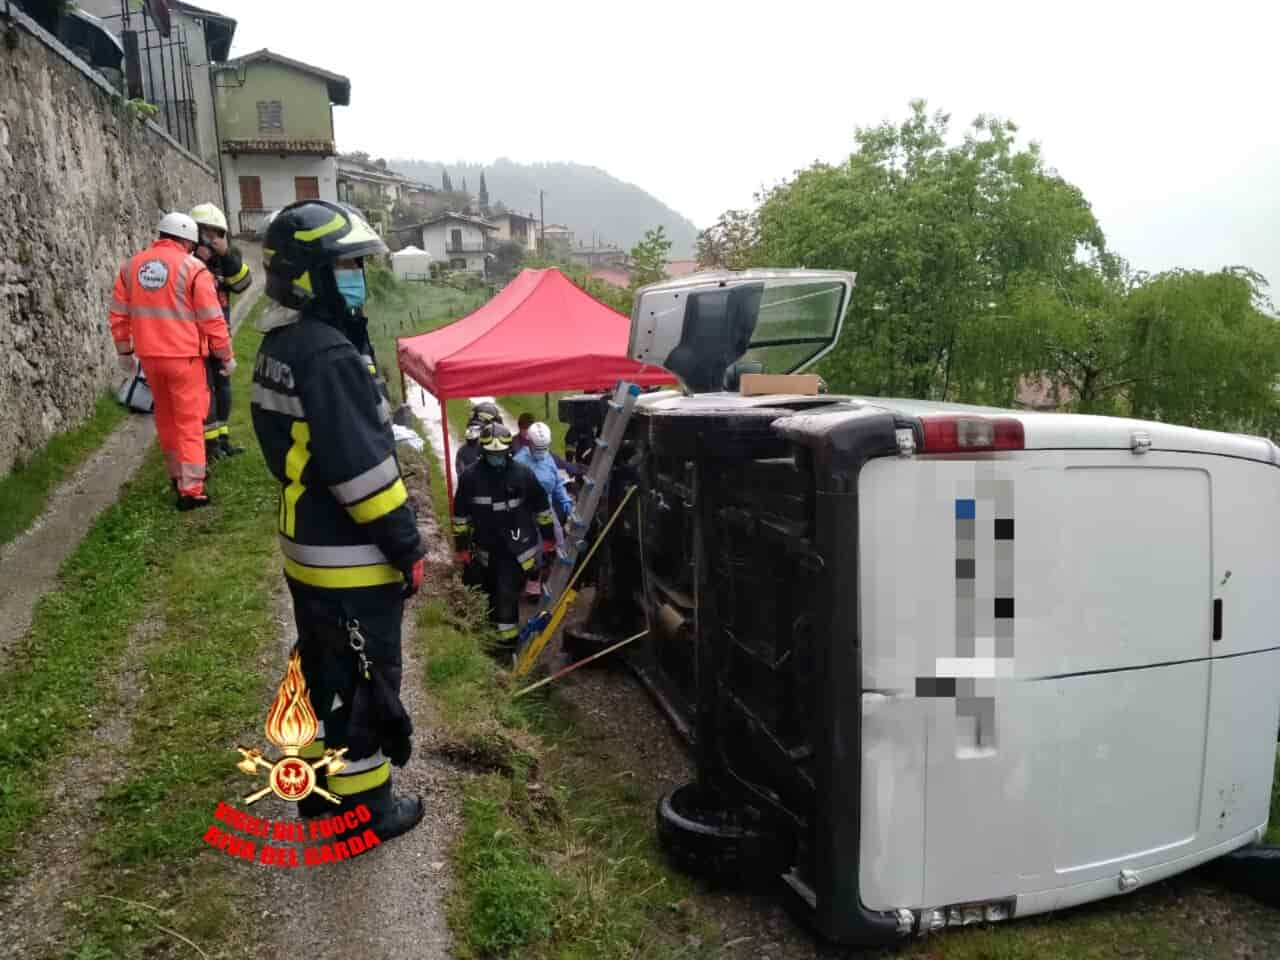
[141,356,210,496]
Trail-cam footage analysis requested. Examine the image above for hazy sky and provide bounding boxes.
[211,0,1278,290]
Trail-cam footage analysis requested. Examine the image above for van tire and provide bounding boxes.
[656,783,783,888]
[1210,844,1280,907]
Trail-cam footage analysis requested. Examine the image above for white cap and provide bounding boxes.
[157,211,199,244]
[189,202,228,232]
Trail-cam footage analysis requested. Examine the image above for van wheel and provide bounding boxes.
[656,783,784,888]
[1210,844,1280,907]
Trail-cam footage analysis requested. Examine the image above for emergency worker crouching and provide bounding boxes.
[250,199,425,839]
[190,203,252,462]
[452,423,556,648]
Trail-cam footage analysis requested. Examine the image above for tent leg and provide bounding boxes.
[441,396,455,531]
[544,392,550,420]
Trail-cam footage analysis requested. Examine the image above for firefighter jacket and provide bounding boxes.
[250,310,423,591]
[453,459,555,572]
[202,245,253,318]
[109,239,230,361]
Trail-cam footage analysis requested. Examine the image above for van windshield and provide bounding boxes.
[727,280,845,385]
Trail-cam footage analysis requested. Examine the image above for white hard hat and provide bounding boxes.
[190,202,228,233]
[157,211,199,244]
[528,422,552,450]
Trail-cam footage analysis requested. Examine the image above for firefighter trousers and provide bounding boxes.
[470,553,527,643]
[204,356,233,445]
[287,580,403,819]
[141,356,209,496]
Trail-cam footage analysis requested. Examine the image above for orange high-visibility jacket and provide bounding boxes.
[109,239,232,361]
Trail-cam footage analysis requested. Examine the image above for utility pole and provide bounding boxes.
[539,189,546,256]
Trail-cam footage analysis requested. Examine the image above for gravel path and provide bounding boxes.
[256,443,461,959]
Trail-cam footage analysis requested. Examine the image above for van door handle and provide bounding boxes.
[1212,599,1223,642]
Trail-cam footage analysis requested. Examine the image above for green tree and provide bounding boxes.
[752,100,1106,400]
[696,208,760,269]
[628,226,672,288]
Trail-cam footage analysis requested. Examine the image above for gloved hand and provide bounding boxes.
[400,556,424,599]
[456,550,473,568]
[221,358,237,377]
[117,354,137,375]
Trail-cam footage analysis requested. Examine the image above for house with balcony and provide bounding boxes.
[412,213,497,276]
[490,212,539,255]
[211,49,350,237]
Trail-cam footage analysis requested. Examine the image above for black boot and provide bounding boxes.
[220,435,246,457]
[368,794,424,843]
[205,440,223,464]
[177,492,212,511]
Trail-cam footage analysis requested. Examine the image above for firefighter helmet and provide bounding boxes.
[479,423,513,453]
[464,422,483,441]
[157,211,199,244]
[263,200,387,311]
[527,422,552,451]
[189,203,229,233]
[468,401,502,426]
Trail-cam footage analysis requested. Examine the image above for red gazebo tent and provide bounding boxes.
[396,268,675,505]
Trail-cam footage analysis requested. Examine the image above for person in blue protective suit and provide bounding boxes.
[513,421,573,597]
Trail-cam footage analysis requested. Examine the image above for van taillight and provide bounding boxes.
[919,416,1025,452]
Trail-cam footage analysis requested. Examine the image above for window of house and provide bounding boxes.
[239,176,263,210]
[449,228,463,252]
[450,259,467,271]
[256,100,283,134]
[295,177,320,201]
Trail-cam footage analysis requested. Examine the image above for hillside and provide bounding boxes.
[388,157,698,256]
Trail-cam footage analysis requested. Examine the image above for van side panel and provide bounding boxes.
[856,451,1274,912]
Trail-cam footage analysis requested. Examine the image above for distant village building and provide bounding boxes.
[541,223,574,257]
[336,156,435,232]
[490,212,539,255]
[568,243,627,270]
[212,49,350,237]
[412,213,498,276]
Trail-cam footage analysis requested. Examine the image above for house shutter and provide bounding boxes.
[295,177,321,201]
[256,100,283,134]
[239,176,263,211]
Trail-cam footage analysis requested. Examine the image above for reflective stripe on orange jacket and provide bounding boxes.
[109,239,232,361]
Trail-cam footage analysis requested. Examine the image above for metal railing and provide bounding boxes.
[445,242,491,255]
[99,1,199,155]
[239,209,273,238]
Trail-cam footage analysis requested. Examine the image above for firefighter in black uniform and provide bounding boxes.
[452,423,556,647]
[251,199,425,839]
[191,203,253,462]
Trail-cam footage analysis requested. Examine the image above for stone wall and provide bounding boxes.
[0,10,219,477]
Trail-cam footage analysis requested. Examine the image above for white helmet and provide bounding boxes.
[157,211,199,244]
[190,202,228,233]
[528,422,552,451]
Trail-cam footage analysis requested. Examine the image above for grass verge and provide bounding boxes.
[0,392,127,548]
[12,298,279,958]
[416,570,716,959]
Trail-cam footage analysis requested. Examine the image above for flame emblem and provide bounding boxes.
[235,648,348,806]
[264,649,318,750]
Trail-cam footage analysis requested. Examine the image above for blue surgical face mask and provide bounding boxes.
[334,268,366,310]
[484,452,507,468]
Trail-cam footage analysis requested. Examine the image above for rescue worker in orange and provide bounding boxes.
[109,212,233,510]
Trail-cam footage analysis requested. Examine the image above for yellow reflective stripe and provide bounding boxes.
[282,421,311,539]
[328,760,390,796]
[299,739,326,760]
[219,426,231,437]
[227,263,250,285]
[294,212,347,242]
[346,479,407,524]
[283,557,402,589]
[204,427,222,440]
[535,510,555,524]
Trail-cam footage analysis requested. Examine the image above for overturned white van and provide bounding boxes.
[558,269,1280,945]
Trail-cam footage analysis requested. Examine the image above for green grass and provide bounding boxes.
[0,392,127,547]
[417,570,716,959]
[364,272,487,406]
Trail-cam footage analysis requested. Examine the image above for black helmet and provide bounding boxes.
[264,200,387,311]
[468,401,502,426]
[479,422,513,454]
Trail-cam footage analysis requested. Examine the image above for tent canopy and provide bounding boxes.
[397,268,676,399]
[390,245,431,279]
